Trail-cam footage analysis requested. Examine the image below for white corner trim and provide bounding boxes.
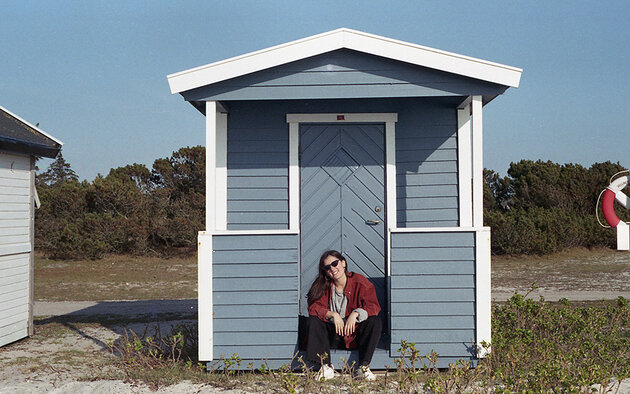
[205,102,217,232]
[167,28,522,94]
[198,231,213,361]
[385,120,397,277]
[457,103,472,227]
[475,227,492,357]
[0,105,64,146]
[288,122,300,232]
[471,96,484,228]
[215,112,228,231]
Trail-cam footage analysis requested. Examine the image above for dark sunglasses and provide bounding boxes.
[322,259,341,271]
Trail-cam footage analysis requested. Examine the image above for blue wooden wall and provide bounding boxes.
[225,97,461,230]
[212,234,299,362]
[390,231,477,360]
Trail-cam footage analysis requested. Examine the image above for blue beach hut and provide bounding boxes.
[166,28,522,369]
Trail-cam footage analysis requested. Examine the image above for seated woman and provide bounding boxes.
[306,250,382,381]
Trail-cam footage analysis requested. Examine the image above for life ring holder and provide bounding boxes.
[596,171,629,228]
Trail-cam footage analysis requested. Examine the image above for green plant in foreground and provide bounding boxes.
[106,296,629,392]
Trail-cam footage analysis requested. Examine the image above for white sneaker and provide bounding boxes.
[355,365,376,381]
[315,363,335,381]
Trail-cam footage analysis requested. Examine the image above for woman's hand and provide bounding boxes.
[344,312,358,336]
[326,311,345,335]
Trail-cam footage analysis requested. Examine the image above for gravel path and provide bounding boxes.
[33,299,197,317]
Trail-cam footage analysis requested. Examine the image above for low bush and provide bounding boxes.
[108,293,630,392]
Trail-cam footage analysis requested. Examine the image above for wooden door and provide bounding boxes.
[299,123,386,316]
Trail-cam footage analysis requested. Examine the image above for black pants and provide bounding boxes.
[306,315,381,367]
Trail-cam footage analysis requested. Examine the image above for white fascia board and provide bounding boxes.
[0,106,64,146]
[167,28,522,94]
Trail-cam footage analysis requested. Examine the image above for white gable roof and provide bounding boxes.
[167,28,522,95]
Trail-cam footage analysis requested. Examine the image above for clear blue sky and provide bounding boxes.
[2,1,629,180]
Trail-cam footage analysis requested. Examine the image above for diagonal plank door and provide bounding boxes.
[300,123,386,317]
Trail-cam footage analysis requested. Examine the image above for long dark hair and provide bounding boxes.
[306,250,347,306]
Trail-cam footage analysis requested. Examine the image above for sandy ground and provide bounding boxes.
[2,249,629,393]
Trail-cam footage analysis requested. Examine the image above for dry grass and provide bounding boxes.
[34,253,197,301]
[492,247,630,293]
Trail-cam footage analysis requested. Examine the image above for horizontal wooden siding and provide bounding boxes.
[395,102,459,227]
[390,231,476,359]
[212,234,299,362]
[0,153,31,347]
[227,105,289,230]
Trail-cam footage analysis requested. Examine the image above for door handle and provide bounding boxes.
[365,219,381,225]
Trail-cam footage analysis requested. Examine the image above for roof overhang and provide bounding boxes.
[168,28,522,95]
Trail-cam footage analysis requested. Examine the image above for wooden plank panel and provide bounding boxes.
[228,128,287,141]
[214,304,296,319]
[0,154,30,170]
[401,220,459,228]
[227,200,287,212]
[0,288,28,303]
[396,185,458,198]
[228,153,288,166]
[391,247,475,261]
[0,294,28,313]
[0,224,29,236]
[0,309,29,327]
[228,188,288,200]
[0,255,29,271]
[396,208,459,222]
[393,245,475,261]
[391,275,474,289]
[214,331,297,346]
[0,211,29,220]
[0,194,29,204]
[0,243,31,256]
[214,290,298,305]
[391,261,474,275]
[228,167,288,177]
[0,178,29,189]
[229,176,288,188]
[0,186,29,196]
[396,149,457,163]
[0,319,27,337]
[0,169,30,180]
[227,223,288,230]
[391,342,475,357]
[213,249,298,263]
[390,302,475,316]
[213,234,296,249]
[396,161,457,174]
[214,263,297,278]
[391,316,475,330]
[396,136,457,151]
[214,277,297,292]
[391,329,475,343]
[227,212,289,225]
[227,141,288,153]
[214,345,297,359]
[396,173,458,186]
[0,220,31,229]
[214,318,297,332]
[0,327,28,348]
[395,196,458,210]
[0,234,30,246]
[392,232,475,248]
[392,288,474,302]
[0,271,28,287]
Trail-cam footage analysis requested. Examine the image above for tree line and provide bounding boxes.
[35,148,628,259]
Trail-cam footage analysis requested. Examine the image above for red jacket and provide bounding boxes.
[308,271,381,349]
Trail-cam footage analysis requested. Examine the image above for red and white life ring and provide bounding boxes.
[601,175,629,227]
